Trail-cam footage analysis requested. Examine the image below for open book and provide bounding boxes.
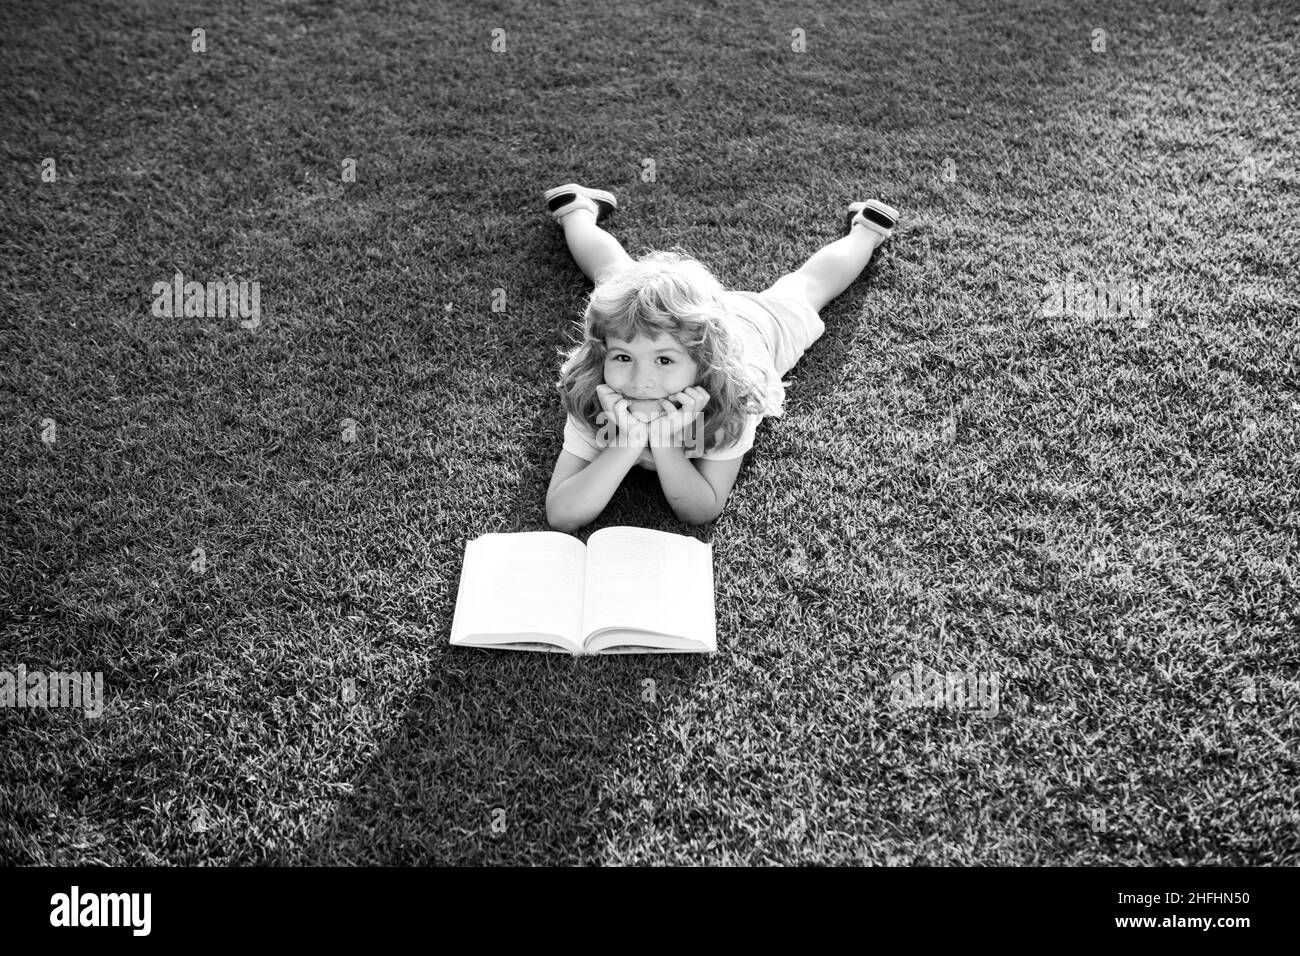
[449,527,716,655]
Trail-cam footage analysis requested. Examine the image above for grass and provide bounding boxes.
[1,0,1297,865]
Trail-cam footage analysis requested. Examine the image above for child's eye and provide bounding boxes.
[609,355,672,364]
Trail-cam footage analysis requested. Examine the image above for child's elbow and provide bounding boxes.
[545,497,586,534]
[549,517,580,534]
[680,500,725,526]
[701,490,731,524]
[546,506,577,534]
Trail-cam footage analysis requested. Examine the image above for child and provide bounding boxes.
[544,182,898,532]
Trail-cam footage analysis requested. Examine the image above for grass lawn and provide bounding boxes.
[1,0,1297,865]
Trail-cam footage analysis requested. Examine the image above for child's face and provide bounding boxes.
[603,332,700,404]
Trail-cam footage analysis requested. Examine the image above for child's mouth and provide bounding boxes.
[625,397,669,421]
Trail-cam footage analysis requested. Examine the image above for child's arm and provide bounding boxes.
[644,387,742,525]
[548,388,653,533]
[649,445,743,525]
[546,445,645,533]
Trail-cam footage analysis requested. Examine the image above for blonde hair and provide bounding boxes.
[554,250,782,454]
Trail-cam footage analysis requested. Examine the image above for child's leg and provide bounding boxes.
[765,227,882,313]
[559,209,635,286]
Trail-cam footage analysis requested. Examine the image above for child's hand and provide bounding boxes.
[648,386,710,453]
[595,384,650,451]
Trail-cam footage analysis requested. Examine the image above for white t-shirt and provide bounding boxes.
[561,294,786,472]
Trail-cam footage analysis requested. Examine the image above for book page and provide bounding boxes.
[449,532,586,652]
[581,527,714,648]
